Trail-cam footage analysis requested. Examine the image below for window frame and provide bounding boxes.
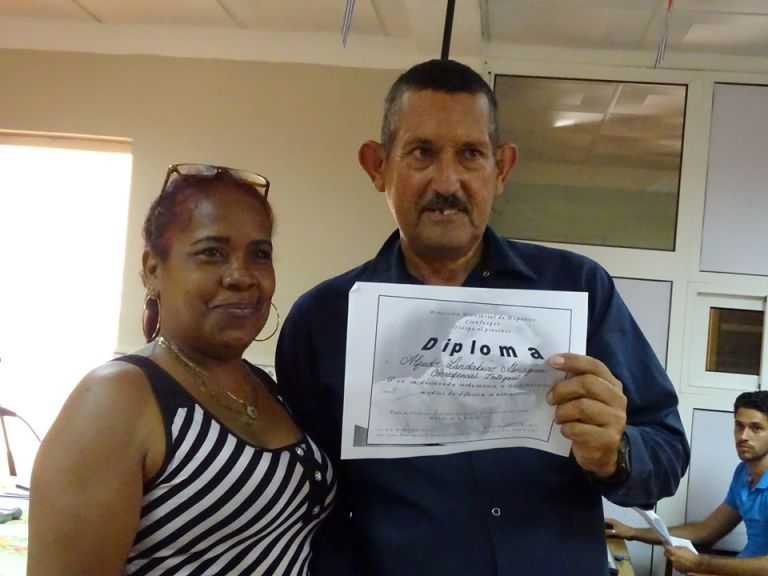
[682,283,768,393]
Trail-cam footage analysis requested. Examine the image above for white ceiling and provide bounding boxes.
[0,0,767,66]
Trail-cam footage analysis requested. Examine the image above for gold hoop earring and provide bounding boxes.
[254,302,280,342]
[143,293,161,342]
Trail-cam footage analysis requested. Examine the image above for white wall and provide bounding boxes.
[0,50,399,366]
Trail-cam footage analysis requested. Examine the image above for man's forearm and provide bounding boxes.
[625,522,709,546]
[624,526,664,545]
[686,553,768,576]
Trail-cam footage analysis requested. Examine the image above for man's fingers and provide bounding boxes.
[554,397,622,426]
[548,353,622,389]
[548,374,624,407]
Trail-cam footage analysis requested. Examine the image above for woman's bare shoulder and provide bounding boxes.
[56,357,159,433]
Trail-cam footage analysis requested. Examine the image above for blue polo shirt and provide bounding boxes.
[725,462,768,557]
[276,228,689,576]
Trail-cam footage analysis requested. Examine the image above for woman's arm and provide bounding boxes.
[27,361,162,576]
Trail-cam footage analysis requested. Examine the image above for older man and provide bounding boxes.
[277,59,689,575]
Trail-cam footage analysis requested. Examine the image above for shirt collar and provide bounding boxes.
[753,466,768,490]
[480,226,538,280]
[372,227,538,283]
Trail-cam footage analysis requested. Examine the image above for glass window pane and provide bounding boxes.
[706,308,763,375]
[0,138,132,478]
[491,75,686,250]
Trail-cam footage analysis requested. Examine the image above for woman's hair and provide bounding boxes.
[142,171,274,261]
[140,170,274,342]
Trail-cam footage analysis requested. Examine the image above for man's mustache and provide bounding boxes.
[422,195,468,212]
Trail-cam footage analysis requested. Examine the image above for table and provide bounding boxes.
[607,537,635,576]
[0,492,28,576]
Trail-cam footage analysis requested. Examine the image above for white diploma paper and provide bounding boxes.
[341,282,587,459]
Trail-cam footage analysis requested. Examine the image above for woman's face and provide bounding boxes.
[146,183,275,358]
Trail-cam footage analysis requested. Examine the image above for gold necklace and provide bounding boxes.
[157,336,258,422]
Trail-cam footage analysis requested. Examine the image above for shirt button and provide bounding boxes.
[295,446,305,456]
[314,471,323,481]
[491,507,502,517]
[482,270,491,278]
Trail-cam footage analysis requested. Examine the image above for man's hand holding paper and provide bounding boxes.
[664,545,701,574]
[546,353,628,478]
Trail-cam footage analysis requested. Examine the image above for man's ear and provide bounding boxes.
[358,140,387,193]
[493,143,518,196]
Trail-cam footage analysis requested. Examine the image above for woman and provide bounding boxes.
[28,164,335,575]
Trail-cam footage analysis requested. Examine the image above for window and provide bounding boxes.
[491,75,686,250]
[0,131,132,480]
[684,284,768,392]
[706,308,763,375]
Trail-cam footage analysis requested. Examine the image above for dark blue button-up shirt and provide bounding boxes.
[276,228,689,576]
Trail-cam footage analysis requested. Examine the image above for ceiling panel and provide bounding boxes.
[80,0,236,27]
[674,0,768,15]
[669,10,768,55]
[223,0,385,34]
[0,0,93,21]
[487,0,660,50]
[370,0,410,37]
[402,0,462,53]
[489,0,659,7]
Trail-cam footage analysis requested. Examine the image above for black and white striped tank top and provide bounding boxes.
[118,355,336,576]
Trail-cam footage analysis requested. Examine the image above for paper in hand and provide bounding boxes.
[632,508,697,576]
[632,508,697,551]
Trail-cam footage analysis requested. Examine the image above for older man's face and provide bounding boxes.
[379,90,515,263]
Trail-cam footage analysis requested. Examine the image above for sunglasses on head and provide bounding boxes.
[162,163,270,198]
